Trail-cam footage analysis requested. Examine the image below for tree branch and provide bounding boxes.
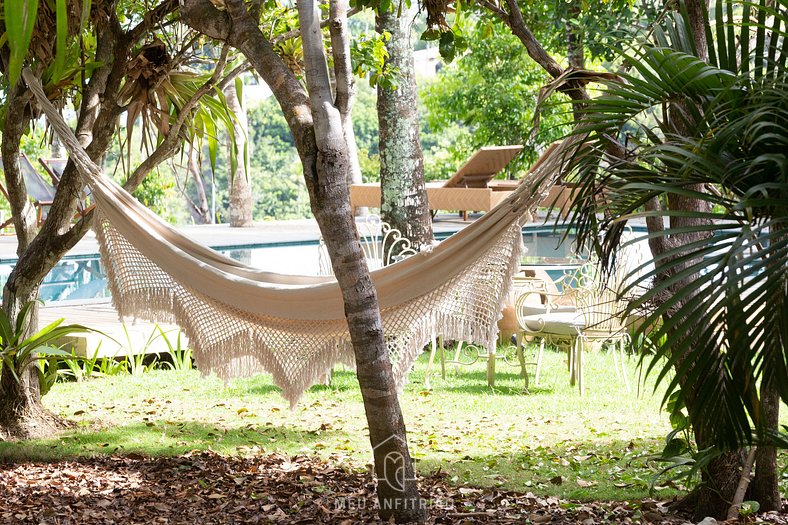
[272,7,361,44]
[502,0,564,80]
[475,0,508,20]
[726,446,757,520]
[298,0,334,121]
[1,85,36,252]
[129,0,180,43]
[329,0,354,115]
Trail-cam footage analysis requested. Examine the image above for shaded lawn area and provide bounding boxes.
[1,347,786,523]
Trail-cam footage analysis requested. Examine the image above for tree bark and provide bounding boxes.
[0,0,181,440]
[749,341,782,510]
[182,0,426,520]
[186,149,212,224]
[224,81,254,227]
[376,7,433,255]
[477,0,589,103]
[650,3,745,518]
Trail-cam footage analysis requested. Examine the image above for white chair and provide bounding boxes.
[515,265,632,394]
[318,214,417,275]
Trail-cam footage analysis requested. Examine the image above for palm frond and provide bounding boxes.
[554,0,788,448]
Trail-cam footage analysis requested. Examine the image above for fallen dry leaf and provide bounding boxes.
[0,451,785,524]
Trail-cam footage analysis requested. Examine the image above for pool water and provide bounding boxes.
[0,228,582,305]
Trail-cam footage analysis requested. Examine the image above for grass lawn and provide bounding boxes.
[2,344,786,503]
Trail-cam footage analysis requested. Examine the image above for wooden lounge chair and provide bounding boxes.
[0,154,57,229]
[351,145,524,220]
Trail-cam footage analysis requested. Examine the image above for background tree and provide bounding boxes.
[225,79,254,227]
[421,21,571,173]
[376,4,433,253]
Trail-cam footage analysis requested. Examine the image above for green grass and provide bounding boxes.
[2,344,786,502]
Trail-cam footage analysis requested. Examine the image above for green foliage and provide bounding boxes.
[739,500,760,517]
[518,0,655,63]
[252,166,312,220]
[2,0,39,86]
[649,389,701,493]
[351,31,399,89]
[130,168,177,221]
[245,85,382,212]
[560,0,788,449]
[60,347,103,383]
[156,326,193,371]
[422,22,572,176]
[0,300,91,392]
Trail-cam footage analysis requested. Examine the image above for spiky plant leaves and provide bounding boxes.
[555,0,788,449]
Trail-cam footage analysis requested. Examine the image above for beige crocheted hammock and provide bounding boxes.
[24,69,572,405]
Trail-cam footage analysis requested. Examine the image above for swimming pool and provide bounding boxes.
[0,226,584,304]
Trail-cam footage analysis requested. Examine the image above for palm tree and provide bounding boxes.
[551,0,787,517]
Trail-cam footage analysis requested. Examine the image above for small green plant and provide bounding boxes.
[126,351,158,376]
[61,345,104,382]
[35,356,61,396]
[738,500,760,518]
[0,300,92,394]
[156,325,193,371]
[97,356,128,376]
[118,324,161,376]
[649,390,713,494]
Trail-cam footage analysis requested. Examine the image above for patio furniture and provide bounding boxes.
[317,214,418,275]
[0,154,57,228]
[350,145,523,220]
[425,272,550,390]
[515,263,632,394]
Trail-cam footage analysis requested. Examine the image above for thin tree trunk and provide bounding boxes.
[376,6,433,255]
[224,81,254,227]
[187,149,212,224]
[302,0,425,518]
[749,332,783,509]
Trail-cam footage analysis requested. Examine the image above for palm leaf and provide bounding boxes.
[3,0,39,86]
[552,0,788,449]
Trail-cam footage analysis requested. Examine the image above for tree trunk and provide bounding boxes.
[0,339,65,441]
[376,7,433,255]
[654,6,744,517]
[300,0,426,518]
[186,149,213,224]
[180,0,427,520]
[224,81,254,227]
[0,0,182,439]
[750,377,781,511]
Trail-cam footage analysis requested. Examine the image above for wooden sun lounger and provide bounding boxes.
[350,183,515,219]
[0,154,57,229]
[351,145,524,220]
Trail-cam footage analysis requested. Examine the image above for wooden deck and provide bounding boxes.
[40,301,185,358]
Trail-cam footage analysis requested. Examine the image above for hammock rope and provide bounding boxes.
[23,69,572,405]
